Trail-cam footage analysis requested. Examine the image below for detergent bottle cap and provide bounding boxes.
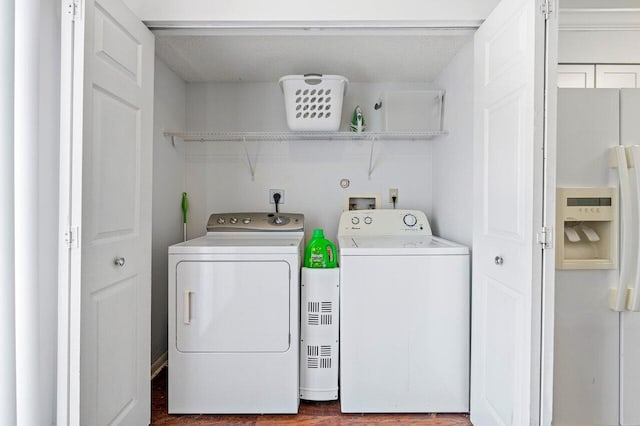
[312,229,325,238]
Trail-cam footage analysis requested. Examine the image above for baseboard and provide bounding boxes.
[150,351,168,380]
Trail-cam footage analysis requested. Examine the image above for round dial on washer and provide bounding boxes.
[364,216,372,224]
[229,217,238,224]
[403,214,417,227]
[351,217,360,225]
[242,218,251,224]
[217,217,225,224]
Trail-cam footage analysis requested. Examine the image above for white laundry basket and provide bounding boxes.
[279,74,348,131]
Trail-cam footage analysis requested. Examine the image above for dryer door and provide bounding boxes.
[176,260,291,353]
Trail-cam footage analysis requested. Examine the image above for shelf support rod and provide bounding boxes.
[163,131,177,147]
[439,92,446,132]
[242,137,256,181]
[368,136,376,180]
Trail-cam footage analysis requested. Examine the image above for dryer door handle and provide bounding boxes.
[183,290,192,324]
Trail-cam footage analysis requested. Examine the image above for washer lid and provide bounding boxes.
[169,234,303,255]
[339,235,469,255]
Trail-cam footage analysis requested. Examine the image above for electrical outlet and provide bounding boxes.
[269,189,285,204]
[389,188,399,203]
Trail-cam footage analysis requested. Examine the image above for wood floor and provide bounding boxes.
[151,368,472,425]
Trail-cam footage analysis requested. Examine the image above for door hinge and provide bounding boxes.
[541,0,554,20]
[537,227,553,249]
[66,0,81,21]
[64,226,79,249]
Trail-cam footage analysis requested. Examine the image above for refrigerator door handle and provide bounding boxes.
[629,145,640,312]
[612,146,632,311]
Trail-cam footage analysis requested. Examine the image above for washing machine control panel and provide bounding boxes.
[338,209,432,236]
[207,212,304,232]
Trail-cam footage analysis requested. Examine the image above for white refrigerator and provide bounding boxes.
[554,88,640,425]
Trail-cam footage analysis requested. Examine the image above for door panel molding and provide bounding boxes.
[58,0,154,424]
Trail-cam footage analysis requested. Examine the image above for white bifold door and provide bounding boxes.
[58,0,155,424]
[471,0,556,425]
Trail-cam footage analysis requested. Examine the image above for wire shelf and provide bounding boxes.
[164,130,448,143]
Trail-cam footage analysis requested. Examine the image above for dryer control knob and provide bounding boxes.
[351,217,360,225]
[242,218,251,224]
[364,216,372,224]
[217,217,225,224]
[230,217,238,224]
[403,214,417,227]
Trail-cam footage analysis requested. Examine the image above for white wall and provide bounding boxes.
[151,59,187,364]
[38,0,61,424]
[561,0,640,6]
[1,0,16,422]
[14,0,41,421]
[558,0,640,63]
[559,31,640,64]
[182,82,436,242]
[123,0,499,25]
[431,40,474,247]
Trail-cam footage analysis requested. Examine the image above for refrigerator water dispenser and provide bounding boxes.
[556,187,618,269]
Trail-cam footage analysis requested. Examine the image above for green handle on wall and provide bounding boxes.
[181,192,188,224]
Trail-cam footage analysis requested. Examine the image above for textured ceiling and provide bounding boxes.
[154,33,473,83]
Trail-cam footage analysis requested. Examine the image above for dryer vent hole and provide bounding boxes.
[306,345,333,369]
[308,301,333,313]
[307,301,333,325]
[308,314,332,325]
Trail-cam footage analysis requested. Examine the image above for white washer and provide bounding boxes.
[168,212,304,414]
[338,209,470,413]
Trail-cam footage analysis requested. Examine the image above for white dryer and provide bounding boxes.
[338,209,470,413]
[168,212,304,414]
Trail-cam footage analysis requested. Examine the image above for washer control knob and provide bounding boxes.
[364,216,372,225]
[351,216,360,225]
[230,217,238,224]
[242,218,251,224]
[217,217,225,224]
[403,214,417,227]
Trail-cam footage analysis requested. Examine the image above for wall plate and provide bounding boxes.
[343,194,382,211]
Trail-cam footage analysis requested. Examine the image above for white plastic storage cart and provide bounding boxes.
[299,267,340,401]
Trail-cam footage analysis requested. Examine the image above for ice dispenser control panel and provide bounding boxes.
[556,187,617,270]
[564,196,613,221]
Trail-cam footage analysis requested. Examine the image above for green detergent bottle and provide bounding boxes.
[304,229,338,268]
